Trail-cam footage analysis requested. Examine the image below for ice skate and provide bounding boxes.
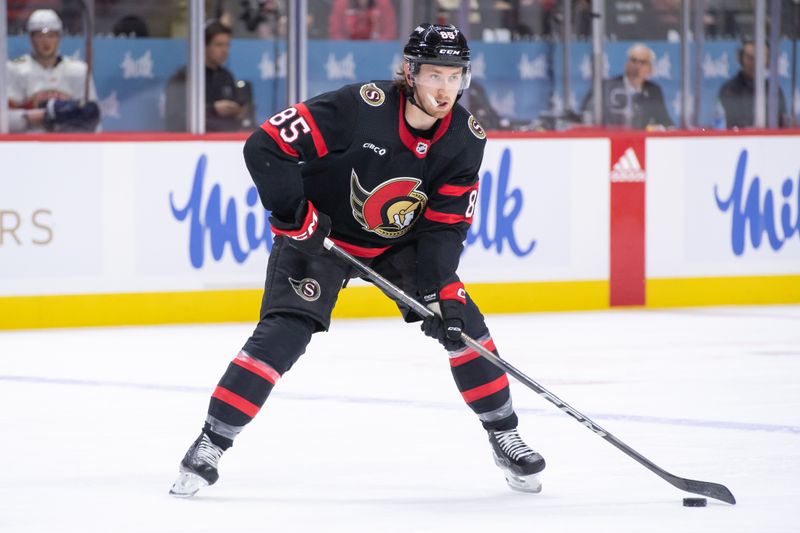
[169,432,224,497]
[488,428,545,493]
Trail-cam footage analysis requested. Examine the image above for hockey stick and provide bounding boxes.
[323,238,736,505]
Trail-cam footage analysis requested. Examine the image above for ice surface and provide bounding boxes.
[1,306,798,532]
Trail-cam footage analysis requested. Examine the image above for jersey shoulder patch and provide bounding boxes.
[359,83,385,107]
[468,114,486,139]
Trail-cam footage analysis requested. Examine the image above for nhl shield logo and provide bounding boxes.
[416,141,429,155]
[359,83,385,107]
[350,169,428,238]
[289,277,321,302]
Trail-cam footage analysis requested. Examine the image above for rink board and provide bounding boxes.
[1,132,799,328]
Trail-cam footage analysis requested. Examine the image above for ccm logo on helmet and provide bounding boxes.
[438,49,461,55]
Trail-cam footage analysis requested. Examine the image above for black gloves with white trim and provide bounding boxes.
[269,199,331,255]
[420,282,467,351]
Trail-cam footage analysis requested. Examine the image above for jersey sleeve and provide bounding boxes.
[415,138,485,292]
[243,85,359,220]
[258,86,358,164]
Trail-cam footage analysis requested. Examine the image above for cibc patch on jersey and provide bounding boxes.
[468,115,486,139]
[350,169,428,238]
[359,83,385,107]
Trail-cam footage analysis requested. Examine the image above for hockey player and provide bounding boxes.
[7,9,100,133]
[170,23,545,497]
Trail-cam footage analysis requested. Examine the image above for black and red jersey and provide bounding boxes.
[243,80,487,290]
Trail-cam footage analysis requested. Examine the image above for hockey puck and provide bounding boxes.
[683,497,707,507]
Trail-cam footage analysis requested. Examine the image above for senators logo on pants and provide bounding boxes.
[350,170,428,238]
[289,277,321,302]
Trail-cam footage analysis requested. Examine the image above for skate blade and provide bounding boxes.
[492,453,543,493]
[169,471,209,498]
[503,471,542,493]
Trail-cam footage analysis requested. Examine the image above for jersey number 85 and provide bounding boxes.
[268,107,311,143]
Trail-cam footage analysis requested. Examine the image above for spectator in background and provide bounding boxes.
[580,43,673,130]
[538,0,556,38]
[328,0,397,40]
[574,0,593,39]
[6,9,101,133]
[171,0,238,37]
[6,0,83,34]
[112,14,150,37]
[716,40,789,129]
[165,20,253,132]
[239,0,287,39]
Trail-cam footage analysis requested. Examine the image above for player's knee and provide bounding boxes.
[243,312,316,374]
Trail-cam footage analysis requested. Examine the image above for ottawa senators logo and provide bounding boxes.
[350,170,428,238]
[359,83,385,107]
[468,115,486,139]
[288,277,321,302]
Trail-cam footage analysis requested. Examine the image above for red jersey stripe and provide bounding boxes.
[424,208,469,225]
[260,121,300,157]
[211,386,261,417]
[461,374,509,403]
[431,111,453,143]
[295,103,329,158]
[328,237,390,258]
[397,95,425,158]
[232,351,281,385]
[438,182,479,197]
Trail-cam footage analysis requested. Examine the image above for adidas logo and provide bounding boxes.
[610,147,645,182]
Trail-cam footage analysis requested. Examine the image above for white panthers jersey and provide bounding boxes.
[7,53,97,108]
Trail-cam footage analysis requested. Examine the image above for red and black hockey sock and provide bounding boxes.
[448,335,518,431]
[204,350,282,449]
[204,313,316,449]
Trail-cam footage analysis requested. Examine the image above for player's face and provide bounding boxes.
[205,33,231,68]
[31,30,60,60]
[412,64,463,118]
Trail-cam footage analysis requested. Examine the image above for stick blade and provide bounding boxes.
[676,477,736,504]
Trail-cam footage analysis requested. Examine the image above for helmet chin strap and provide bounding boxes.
[405,83,438,119]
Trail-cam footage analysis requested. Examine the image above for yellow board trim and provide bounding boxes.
[2,275,797,330]
[0,280,609,330]
[647,275,800,307]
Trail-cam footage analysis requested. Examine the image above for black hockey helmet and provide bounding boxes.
[404,23,470,67]
[403,23,471,90]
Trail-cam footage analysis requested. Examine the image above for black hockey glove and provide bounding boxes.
[269,199,331,255]
[420,282,467,352]
[43,98,100,132]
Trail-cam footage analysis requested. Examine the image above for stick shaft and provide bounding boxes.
[323,238,736,504]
